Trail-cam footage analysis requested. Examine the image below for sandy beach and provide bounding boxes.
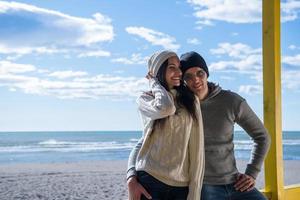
[0,160,299,200]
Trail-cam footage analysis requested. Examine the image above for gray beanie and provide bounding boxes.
[148,50,177,77]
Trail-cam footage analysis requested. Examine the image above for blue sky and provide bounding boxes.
[0,0,300,131]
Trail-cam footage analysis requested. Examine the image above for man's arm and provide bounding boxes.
[127,138,152,200]
[236,100,271,179]
[234,100,271,192]
[127,137,143,180]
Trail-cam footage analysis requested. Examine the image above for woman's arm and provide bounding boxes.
[137,78,176,120]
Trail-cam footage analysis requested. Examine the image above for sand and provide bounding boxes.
[0,160,299,200]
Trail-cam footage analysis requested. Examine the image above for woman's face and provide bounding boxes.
[183,67,208,95]
[165,56,182,89]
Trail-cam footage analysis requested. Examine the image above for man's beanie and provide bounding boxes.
[180,51,209,77]
[148,50,177,77]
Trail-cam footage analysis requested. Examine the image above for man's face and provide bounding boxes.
[183,67,208,95]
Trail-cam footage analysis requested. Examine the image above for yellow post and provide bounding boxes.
[263,0,284,199]
[284,185,300,200]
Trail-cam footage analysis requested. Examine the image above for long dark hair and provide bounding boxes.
[152,58,198,131]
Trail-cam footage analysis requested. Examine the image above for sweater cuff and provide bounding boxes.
[187,184,200,200]
[245,164,260,179]
[149,77,159,88]
[126,167,137,180]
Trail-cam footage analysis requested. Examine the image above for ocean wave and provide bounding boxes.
[1,138,300,153]
[0,139,136,153]
[282,139,300,145]
[130,138,140,142]
[233,139,300,150]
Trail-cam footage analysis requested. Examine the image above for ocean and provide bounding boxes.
[0,131,299,164]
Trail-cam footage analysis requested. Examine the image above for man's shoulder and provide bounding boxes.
[220,89,245,102]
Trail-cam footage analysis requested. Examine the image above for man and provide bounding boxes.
[127,51,270,200]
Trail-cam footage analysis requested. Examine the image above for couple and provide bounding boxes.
[127,50,271,200]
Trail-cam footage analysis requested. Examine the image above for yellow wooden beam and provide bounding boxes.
[263,0,284,199]
[284,185,300,200]
[261,189,272,199]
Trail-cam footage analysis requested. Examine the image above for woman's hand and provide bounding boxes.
[145,72,154,80]
[127,176,152,200]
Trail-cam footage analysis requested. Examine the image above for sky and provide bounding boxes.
[0,0,300,131]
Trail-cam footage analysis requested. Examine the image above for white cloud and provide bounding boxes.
[282,70,300,90]
[0,43,112,59]
[37,69,50,74]
[187,38,201,45]
[187,0,261,26]
[0,44,67,55]
[282,54,300,66]
[0,60,36,74]
[0,1,113,58]
[114,70,124,74]
[220,76,235,81]
[210,42,300,75]
[48,71,88,79]
[209,56,261,71]
[0,60,149,100]
[187,0,300,28]
[78,50,111,58]
[288,45,297,50]
[125,26,180,51]
[250,72,262,83]
[239,85,262,95]
[111,53,148,65]
[281,0,300,22]
[209,43,262,71]
[209,42,300,94]
[210,43,261,59]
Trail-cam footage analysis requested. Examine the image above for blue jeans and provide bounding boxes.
[201,184,267,200]
[137,171,188,200]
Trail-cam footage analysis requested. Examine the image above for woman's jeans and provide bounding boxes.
[137,171,188,200]
[201,183,267,200]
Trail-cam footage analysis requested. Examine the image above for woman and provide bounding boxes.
[127,50,205,200]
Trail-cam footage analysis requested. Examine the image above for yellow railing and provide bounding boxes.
[262,0,300,199]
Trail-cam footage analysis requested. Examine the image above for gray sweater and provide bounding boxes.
[127,82,271,185]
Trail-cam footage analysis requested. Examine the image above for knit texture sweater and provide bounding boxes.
[200,83,270,184]
[129,78,205,200]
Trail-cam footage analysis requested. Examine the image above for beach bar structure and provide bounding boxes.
[262,0,300,199]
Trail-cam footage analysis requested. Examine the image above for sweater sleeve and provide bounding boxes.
[187,101,205,200]
[137,78,176,120]
[236,100,271,179]
[126,137,144,180]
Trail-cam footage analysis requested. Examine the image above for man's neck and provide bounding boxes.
[196,86,209,101]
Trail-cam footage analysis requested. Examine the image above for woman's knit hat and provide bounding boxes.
[148,50,177,77]
[180,51,209,77]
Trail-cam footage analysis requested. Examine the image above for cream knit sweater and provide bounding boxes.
[135,78,205,200]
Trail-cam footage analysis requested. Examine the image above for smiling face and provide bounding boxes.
[183,66,208,100]
[165,56,182,89]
